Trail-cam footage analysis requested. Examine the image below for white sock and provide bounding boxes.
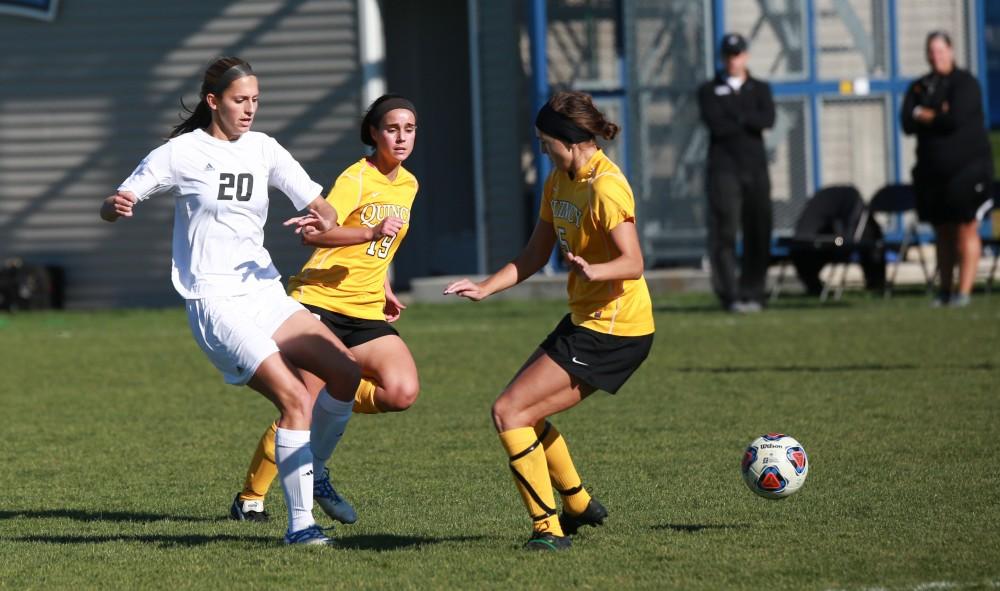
[311,389,354,477]
[274,427,315,534]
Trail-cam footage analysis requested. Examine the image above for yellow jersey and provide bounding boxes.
[288,158,418,320]
[539,149,654,337]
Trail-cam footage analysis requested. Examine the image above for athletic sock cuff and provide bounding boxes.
[316,388,354,415]
[275,427,311,447]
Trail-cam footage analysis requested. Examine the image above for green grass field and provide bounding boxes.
[1,293,999,590]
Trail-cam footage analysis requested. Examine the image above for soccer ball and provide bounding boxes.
[741,433,808,499]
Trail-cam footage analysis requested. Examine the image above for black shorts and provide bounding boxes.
[303,304,398,348]
[539,314,654,394]
[913,157,993,224]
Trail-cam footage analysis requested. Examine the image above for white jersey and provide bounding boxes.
[119,129,322,299]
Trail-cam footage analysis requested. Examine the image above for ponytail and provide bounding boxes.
[170,98,213,138]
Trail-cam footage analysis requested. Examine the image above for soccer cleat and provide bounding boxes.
[523,531,572,551]
[559,498,608,535]
[314,468,358,524]
[284,524,336,546]
[229,494,269,522]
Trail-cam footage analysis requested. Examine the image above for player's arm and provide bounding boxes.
[384,275,406,322]
[444,219,556,301]
[300,215,405,248]
[100,190,138,222]
[564,221,644,282]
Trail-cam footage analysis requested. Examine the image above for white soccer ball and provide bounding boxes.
[740,433,809,499]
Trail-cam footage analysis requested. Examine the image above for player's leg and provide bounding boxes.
[186,292,330,545]
[245,353,330,545]
[493,350,594,550]
[273,311,362,527]
[230,420,277,522]
[532,419,607,535]
[349,334,420,413]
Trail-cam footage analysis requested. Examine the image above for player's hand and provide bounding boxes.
[100,191,137,222]
[443,278,489,302]
[565,251,599,281]
[384,291,407,323]
[373,216,405,240]
[284,208,333,239]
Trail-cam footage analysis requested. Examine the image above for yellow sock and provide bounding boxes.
[535,420,592,516]
[352,378,383,414]
[240,421,278,502]
[498,427,564,536]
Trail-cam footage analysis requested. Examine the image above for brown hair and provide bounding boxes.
[547,91,619,141]
[926,30,952,49]
[170,56,255,138]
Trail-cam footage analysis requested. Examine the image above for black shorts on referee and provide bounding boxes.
[303,303,399,348]
[539,314,653,394]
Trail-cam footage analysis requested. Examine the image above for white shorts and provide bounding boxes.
[186,282,306,385]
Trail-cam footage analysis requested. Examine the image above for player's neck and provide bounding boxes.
[367,155,401,181]
[205,122,243,142]
[569,144,598,179]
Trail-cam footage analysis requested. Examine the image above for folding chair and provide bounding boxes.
[868,184,933,296]
[977,191,999,295]
[769,185,883,302]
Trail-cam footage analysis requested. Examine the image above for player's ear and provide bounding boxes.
[205,93,219,111]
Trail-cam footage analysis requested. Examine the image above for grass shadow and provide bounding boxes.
[0,509,215,523]
[335,533,488,552]
[652,523,750,533]
[5,533,274,547]
[654,297,854,314]
[673,362,994,374]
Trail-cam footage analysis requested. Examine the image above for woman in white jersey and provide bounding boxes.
[99,56,360,546]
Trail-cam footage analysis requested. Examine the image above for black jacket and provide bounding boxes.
[901,68,992,177]
[697,71,775,176]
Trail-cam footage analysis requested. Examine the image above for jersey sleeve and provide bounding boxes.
[265,137,323,211]
[591,174,636,232]
[117,143,175,202]
[538,173,556,223]
[325,166,363,226]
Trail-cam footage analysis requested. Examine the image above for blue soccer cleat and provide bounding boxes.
[284,524,336,546]
[314,468,358,524]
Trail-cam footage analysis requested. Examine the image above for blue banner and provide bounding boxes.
[0,0,58,21]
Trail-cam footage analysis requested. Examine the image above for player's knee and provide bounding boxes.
[380,379,419,412]
[275,383,313,423]
[491,396,523,432]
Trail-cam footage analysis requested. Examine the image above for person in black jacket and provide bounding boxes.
[902,31,994,307]
[698,33,776,312]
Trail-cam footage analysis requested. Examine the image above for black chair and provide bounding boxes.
[978,187,999,294]
[770,185,884,302]
[868,184,933,296]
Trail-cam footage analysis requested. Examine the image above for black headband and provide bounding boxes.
[362,96,417,146]
[534,103,594,144]
[209,63,255,97]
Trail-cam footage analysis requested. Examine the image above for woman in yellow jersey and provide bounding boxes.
[229,94,420,525]
[445,91,654,551]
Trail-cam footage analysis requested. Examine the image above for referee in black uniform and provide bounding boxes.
[698,33,775,312]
